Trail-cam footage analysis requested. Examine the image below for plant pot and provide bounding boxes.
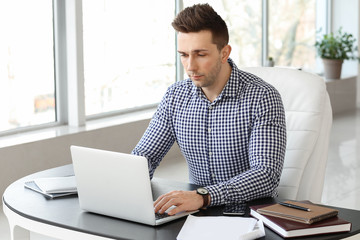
[265,59,275,67]
[322,58,343,79]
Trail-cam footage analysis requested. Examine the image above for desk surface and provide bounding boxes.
[3,165,360,240]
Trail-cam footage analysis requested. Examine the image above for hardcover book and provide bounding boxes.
[250,204,351,238]
[256,200,338,224]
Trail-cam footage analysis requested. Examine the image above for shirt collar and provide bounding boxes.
[222,58,242,98]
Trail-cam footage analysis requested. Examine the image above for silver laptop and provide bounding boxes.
[70,145,198,226]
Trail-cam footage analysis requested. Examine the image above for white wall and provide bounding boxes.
[332,0,359,76]
[0,118,184,197]
[332,0,360,106]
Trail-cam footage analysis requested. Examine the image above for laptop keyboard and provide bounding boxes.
[155,212,170,220]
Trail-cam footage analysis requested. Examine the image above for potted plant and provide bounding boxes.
[265,56,275,67]
[315,27,359,79]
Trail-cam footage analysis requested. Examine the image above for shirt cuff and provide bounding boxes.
[205,184,226,206]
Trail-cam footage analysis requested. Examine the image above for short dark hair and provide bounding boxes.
[172,3,229,51]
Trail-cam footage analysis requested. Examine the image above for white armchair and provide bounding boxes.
[242,67,332,203]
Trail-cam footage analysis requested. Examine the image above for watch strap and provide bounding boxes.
[201,194,209,208]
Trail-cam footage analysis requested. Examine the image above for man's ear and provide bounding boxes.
[221,45,232,63]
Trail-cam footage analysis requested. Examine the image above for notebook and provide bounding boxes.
[250,204,351,238]
[70,145,198,226]
[256,201,338,224]
[32,176,77,194]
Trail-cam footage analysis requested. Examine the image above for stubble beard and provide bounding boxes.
[188,58,222,88]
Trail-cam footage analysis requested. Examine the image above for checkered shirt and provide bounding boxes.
[132,58,286,206]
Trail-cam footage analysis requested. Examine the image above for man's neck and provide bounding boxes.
[202,62,232,102]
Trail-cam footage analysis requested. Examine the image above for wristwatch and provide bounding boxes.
[196,187,209,208]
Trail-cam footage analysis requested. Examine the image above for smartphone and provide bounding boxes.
[223,203,247,216]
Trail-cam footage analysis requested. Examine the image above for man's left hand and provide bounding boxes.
[153,190,205,215]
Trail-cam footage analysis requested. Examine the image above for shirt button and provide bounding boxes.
[212,173,216,178]
[208,128,211,133]
[209,105,213,110]
[209,152,213,156]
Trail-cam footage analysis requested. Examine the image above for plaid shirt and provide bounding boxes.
[132,58,286,206]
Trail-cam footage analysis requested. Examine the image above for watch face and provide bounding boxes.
[197,188,208,195]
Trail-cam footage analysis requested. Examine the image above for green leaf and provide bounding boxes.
[315,27,359,62]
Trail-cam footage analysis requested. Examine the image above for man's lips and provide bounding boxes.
[191,75,204,80]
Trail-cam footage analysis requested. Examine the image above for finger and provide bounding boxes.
[154,194,175,213]
[153,194,165,207]
[154,191,180,212]
[158,197,180,214]
[154,192,173,209]
[154,198,166,213]
[167,204,186,216]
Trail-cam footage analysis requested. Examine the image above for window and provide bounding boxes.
[268,0,316,71]
[183,0,262,66]
[0,0,55,133]
[183,0,316,69]
[82,1,176,117]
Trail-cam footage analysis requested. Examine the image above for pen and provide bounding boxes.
[279,202,311,212]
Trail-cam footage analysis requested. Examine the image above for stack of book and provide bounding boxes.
[250,200,351,238]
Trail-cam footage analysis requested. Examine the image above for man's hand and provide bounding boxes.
[153,190,207,215]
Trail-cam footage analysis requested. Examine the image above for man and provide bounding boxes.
[132,3,286,216]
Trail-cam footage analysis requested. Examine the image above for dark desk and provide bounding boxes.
[2,165,360,240]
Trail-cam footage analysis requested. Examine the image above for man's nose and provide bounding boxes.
[186,56,197,72]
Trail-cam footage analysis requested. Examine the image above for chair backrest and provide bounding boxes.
[242,67,332,203]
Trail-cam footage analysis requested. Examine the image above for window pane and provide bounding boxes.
[0,0,55,132]
[83,1,175,116]
[269,0,316,71]
[182,1,262,67]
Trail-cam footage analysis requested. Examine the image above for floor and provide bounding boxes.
[1,108,360,239]
[321,108,360,210]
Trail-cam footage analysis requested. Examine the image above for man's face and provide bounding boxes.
[177,30,223,88]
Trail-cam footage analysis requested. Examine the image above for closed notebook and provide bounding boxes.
[250,204,351,238]
[256,201,338,224]
[24,180,76,199]
[33,176,77,194]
